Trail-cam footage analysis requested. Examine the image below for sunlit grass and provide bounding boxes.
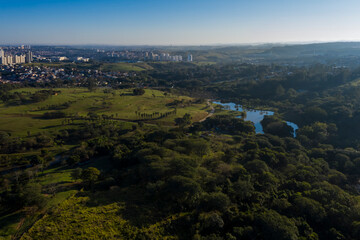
[0,88,208,136]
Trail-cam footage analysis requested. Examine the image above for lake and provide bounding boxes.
[213,101,299,137]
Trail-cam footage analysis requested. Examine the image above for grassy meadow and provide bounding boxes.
[0,88,209,137]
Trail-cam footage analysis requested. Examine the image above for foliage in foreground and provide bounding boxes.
[19,114,360,239]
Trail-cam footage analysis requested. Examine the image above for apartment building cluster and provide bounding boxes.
[0,48,33,65]
[145,52,184,62]
[107,49,194,62]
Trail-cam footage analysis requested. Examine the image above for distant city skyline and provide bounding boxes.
[1,0,360,45]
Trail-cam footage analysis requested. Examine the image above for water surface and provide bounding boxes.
[213,101,298,137]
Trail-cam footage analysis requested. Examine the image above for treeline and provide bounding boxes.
[191,114,255,135]
[0,89,61,105]
[0,131,54,155]
[166,98,202,107]
[36,101,74,111]
[41,111,67,119]
[135,109,177,120]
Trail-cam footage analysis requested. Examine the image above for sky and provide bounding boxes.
[1,0,360,45]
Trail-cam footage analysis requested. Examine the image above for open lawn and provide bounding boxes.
[100,62,153,72]
[0,88,209,137]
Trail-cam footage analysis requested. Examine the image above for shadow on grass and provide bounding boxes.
[81,185,166,227]
[42,155,165,227]
[40,124,63,129]
[120,93,134,96]
[0,210,24,236]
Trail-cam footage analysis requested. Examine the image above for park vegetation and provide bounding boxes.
[1,61,360,239]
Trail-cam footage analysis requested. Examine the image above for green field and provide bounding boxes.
[0,88,209,137]
[100,62,153,72]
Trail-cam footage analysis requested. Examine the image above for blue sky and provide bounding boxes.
[1,0,360,45]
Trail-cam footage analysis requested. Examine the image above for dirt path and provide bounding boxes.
[199,100,214,122]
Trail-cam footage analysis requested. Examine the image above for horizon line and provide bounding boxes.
[2,40,360,47]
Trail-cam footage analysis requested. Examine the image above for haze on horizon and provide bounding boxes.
[1,0,360,46]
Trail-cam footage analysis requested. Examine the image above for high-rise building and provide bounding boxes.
[13,55,26,64]
[160,53,166,61]
[6,55,12,65]
[148,52,155,60]
[26,51,33,63]
[187,54,193,62]
[0,48,30,65]
[20,54,26,63]
[0,48,5,65]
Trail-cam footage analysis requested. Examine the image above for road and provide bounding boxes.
[199,100,215,122]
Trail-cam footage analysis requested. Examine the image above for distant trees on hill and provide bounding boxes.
[133,88,145,96]
[175,113,192,127]
[0,90,61,105]
[135,109,177,120]
[41,111,67,119]
[261,115,293,137]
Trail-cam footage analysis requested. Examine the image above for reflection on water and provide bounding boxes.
[213,101,298,137]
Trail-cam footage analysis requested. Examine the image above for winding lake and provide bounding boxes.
[213,101,299,137]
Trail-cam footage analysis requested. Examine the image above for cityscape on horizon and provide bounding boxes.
[0,47,33,65]
[0,45,193,66]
